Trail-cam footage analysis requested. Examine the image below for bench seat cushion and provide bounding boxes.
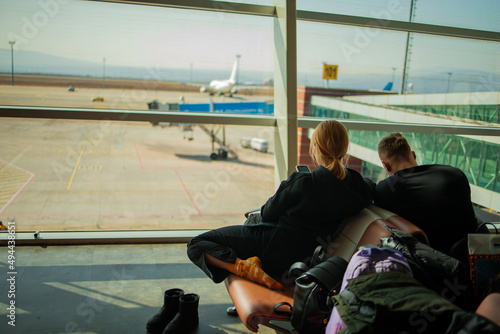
[224,274,294,332]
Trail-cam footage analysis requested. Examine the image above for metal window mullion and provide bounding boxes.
[476,141,485,186]
[297,118,500,137]
[468,141,478,185]
[0,106,276,127]
[2,106,500,138]
[87,0,276,17]
[494,147,500,192]
[432,133,438,164]
[273,0,297,185]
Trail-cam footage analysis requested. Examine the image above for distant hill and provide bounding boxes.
[1,49,498,94]
[0,48,272,85]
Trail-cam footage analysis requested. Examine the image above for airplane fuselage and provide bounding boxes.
[202,79,236,95]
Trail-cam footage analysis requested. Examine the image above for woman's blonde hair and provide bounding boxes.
[309,120,349,180]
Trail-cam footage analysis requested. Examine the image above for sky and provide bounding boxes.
[0,0,499,91]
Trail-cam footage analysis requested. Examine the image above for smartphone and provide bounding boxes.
[296,165,311,172]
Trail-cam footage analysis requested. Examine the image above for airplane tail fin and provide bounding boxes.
[383,82,393,91]
[229,57,240,83]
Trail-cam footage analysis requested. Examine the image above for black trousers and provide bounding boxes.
[187,224,278,283]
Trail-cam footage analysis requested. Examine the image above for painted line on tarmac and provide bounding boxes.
[78,165,102,170]
[67,126,93,190]
[244,169,275,193]
[174,169,202,216]
[134,140,145,170]
[0,212,242,219]
[0,158,35,215]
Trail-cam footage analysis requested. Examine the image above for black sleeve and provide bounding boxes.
[261,174,301,222]
[456,171,480,232]
[373,178,399,213]
[363,177,377,201]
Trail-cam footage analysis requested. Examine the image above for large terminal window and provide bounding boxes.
[1,0,499,237]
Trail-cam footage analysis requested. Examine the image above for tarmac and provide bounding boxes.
[0,84,276,232]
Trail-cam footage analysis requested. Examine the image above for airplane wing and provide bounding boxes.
[233,84,272,90]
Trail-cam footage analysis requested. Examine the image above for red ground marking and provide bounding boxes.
[174,169,202,216]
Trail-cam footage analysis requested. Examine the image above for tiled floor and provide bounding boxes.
[0,243,279,334]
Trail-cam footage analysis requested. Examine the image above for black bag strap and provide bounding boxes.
[311,245,328,267]
[273,301,293,317]
[477,222,498,234]
[301,256,348,292]
[288,261,310,280]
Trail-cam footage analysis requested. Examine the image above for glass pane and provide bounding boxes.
[414,0,500,32]
[297,0,412,22]
[400,34,500,94]
[297,0,500,33]
[480,144,498,190]
[298,22,500,94]
[298,21,407,90]
[0,0,276,232]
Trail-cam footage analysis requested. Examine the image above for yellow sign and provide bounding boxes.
[323,64,338,80]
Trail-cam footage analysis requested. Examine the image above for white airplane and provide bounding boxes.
[200,58,240,97]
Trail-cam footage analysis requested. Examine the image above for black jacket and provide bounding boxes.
[258,166,372,277]
[368,164,478,254]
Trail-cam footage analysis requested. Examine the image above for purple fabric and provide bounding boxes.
[326,247,413,334]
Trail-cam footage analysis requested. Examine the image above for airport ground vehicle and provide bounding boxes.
[240,137,252,148]
[249,138,268,153]
[241,137,268,153]
[210,146,229,160]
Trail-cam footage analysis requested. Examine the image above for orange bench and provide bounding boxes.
[224,206,429,333]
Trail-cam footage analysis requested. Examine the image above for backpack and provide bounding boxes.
[275,255,348,334]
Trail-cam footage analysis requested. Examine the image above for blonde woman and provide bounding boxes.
[187,120,372,289]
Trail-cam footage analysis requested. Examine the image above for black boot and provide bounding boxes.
[146,288,185,334]
[162,293,200,334]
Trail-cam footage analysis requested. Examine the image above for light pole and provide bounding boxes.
[446,72,452,93]
[235,54,241,84]
[400,0,416,94]
[9,41,15,85]
[102,57,106,88]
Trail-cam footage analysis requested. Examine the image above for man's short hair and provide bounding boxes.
[378,133,412,161]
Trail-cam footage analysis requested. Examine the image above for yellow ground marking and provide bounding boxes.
[0,193,16,199]
[66,126,93,190]
[0,161,34,213]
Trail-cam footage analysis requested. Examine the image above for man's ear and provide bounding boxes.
[381,160,392,174]
[412,151,416,161]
